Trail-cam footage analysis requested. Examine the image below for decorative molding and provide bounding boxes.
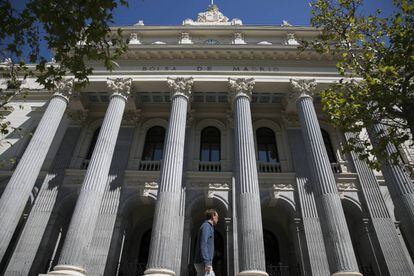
[197,4,228,23]
[134,20,144,26]
[232,32,246,45]
[166,77,194,100]
[285,33,299,46]
[128,33,142,45]
[182,4,242,26]
[179,32,193,44]
[281,20,292,27]
[337,182,358,191]
[289,78,317,100]
[228,77,255,103]
[268,184,294,207]
[208,183,230,190]
[53,78,75,102]
[257,41,272,45]
[272,183,294,191]
[107,77,133,100]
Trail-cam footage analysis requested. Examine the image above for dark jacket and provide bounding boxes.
[194,220,214,266]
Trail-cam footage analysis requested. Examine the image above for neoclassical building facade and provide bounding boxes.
[0,5,413,276]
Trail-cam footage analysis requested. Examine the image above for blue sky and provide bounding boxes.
[112,0,396,26]
[8,0,397,61]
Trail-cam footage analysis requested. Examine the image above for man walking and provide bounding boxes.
[194,209,219,276]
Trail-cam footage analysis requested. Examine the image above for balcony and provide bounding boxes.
[139,160,161,171]
[257,161,281,173]
[198,161,221,172]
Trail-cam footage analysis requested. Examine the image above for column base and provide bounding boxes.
[238,270,269,276]
[331,272,363,276]
[144,268,176,276]
[41,265,86,276]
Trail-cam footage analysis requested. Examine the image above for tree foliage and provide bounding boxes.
[304,0,414,169]
[0,0,128,154]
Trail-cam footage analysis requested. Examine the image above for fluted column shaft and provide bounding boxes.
[56,94,126,268]
[0,84,72,262]
[370,124,414,253]
[229,78,267,276]
[345,132,414,275]
[146,78,192,275]
[296,94,360,275]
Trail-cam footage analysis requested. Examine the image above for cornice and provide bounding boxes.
[118,46,334,61]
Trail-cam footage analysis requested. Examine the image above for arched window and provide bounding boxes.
[142,126,165,161]
[200,127,221,162]
[256,127,279,163]
[321,129,337,163]
[83,127,100,169]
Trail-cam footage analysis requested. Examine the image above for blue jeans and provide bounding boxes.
[194,263,216,276]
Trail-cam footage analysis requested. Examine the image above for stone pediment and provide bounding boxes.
[182,4,242,26]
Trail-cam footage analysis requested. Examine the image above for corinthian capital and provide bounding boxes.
[228,78,255,102]
[107,78,133,100]
[289,78,317,100]
[167,77,194,100]
[53,78,75,102]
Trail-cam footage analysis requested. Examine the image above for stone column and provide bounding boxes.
[0,79,74,262]
[47,78,132,275]
[228,78,268,276]
[145,77,193,276]
[370,124,414,254]
[345,131,414,275]
[290,79,361,276]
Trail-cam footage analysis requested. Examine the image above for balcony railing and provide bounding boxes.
[257,161,281,173]
[198,161,221,172]
[139,160,161,171]
[266,265,290,276]
[331,162,342,173]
